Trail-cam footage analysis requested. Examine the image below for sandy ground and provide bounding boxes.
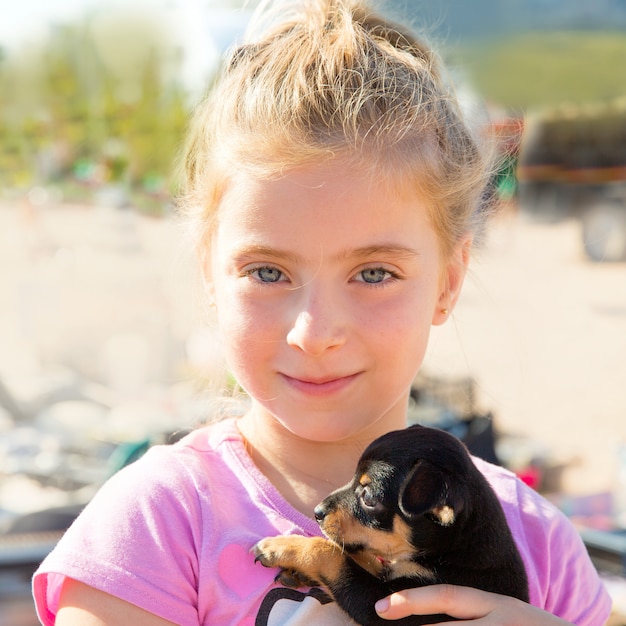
[1,198,625,499]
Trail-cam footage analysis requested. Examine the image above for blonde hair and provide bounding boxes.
[179,0,493,259]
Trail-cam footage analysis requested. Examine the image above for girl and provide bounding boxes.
[33,0,612,624]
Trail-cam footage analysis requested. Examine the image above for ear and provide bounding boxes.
[398,460,459,526]
[432,234,472,326]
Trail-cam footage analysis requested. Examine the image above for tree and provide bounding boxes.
[0,10,192,202]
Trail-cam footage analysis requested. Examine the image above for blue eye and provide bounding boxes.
[252,267,284,283]
[358,268,390,284]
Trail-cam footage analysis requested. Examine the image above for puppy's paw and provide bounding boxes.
[275,567,319,589]
[252,535,315,567]
[252,536,324,588]
[252,537,284,567]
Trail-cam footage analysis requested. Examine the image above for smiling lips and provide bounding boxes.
[281,372,362,396]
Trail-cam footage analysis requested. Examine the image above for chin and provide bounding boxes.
[278,413,391,445]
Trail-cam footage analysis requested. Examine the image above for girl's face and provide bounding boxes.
[208,159,468,443]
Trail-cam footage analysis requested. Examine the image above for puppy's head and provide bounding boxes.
[314,425,478,581]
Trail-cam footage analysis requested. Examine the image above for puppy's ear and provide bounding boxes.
[398,460,460,526]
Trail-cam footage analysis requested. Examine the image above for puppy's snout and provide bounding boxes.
[314,504,327,524]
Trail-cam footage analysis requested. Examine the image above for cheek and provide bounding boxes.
[369,286,439,339]
[214,291,283,368]
[217,304,262,353]
[368,290,439,375]
[217,316,266,392]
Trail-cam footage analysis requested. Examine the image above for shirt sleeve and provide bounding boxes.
[33,444,208,626]
[535,503,613,625]
[506,472,612,625]
[475,458,612,625]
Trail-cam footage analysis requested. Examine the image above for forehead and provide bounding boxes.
[218,160,403,211]
[212,160,441,257]
[358,459,398,483]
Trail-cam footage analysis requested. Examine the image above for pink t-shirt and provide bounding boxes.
[33,418,612,625]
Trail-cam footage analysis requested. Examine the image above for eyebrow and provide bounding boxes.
[340,245,422,261]
[232,243,421,263]
[232,244,302,264]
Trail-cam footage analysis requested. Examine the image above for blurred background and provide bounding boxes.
[1,0,626,623]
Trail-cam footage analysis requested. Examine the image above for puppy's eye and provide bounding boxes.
[360,485,379,509]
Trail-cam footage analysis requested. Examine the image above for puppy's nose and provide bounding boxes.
[313,504,326,523]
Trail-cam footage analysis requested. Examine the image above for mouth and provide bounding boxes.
[280,372,362,396]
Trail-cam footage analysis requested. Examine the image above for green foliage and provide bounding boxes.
[457,30,626,110]
[0,13,192,207]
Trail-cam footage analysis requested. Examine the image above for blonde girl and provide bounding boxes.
[34,1,611,624]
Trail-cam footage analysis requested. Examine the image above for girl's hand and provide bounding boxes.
[375,585,573,625]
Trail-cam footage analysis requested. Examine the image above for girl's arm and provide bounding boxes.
[375,585,575,625]
[56,578,178,626]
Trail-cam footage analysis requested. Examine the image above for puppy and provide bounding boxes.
[253,424,529,626]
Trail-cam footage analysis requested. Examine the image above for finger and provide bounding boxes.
[375,585,515,621]
[375,586,571,626]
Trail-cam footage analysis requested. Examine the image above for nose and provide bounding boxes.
[313,503,327,524]
[286,287,346,356]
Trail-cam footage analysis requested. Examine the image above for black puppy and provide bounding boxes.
[253,424,529,625]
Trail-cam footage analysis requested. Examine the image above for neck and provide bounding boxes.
[237,409,403,517]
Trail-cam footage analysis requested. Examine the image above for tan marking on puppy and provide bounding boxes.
[254,535,345,584]
[320,510,434,581]
[349,550,385,577]
[359,474,371,486]
[433,505,455,526]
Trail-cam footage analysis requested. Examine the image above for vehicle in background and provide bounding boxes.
[516,99,626,262]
